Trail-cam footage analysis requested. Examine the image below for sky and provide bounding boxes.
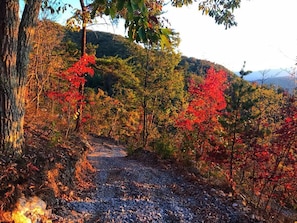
[57,0,297,73]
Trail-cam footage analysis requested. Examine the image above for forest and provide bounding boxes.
[0,0,297,222]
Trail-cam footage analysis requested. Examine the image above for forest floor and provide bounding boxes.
[54,135,271,223]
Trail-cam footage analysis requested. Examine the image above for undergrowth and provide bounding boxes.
[0,110,96,222]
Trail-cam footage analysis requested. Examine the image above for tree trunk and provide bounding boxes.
[79,0,87,57]
[142,47,150,148]
[75,0,87,132]
[0,0,41,156]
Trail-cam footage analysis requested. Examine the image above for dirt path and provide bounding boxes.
[64,136,264,223]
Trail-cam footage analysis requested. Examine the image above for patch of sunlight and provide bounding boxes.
[11,195,51,223]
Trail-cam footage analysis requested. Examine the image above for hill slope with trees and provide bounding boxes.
[65,28,297,221]
[1,18,297,222]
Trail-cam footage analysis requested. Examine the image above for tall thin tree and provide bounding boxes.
[75,0,88,131]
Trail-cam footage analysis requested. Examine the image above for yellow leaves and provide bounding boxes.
[160,28,172,49]
[66,18,81,32]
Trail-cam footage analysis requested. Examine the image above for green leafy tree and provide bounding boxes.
[129,37,185,148]
[219,68,257,182]
[85,48,185,149]
[84,56,141,140]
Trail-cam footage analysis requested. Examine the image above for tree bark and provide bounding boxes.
[0,0,41,156]
[142,47,150,148]
[79,0,87,57]
[75,0,87,132]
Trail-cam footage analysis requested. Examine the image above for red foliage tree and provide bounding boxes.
[251,96,297,209]
[177,67,227,129]
[48,54,95,133]
[176,67,227,162]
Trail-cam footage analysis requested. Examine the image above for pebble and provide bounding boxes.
[61,139,264,222]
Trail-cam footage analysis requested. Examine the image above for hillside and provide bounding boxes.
[2,21,297,223]
[65,30,140,59]
[65,30,237,78]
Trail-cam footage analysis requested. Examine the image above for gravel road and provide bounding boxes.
[64,136,265,223]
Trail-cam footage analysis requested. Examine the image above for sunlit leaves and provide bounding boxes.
[27,20,65,112]
[177,67,227,130]
[176,67,227,163]
[47,54,95,119]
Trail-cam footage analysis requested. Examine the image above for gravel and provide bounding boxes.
[62,136,265,223]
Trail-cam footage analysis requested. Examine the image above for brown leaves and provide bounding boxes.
[0,110,96,217]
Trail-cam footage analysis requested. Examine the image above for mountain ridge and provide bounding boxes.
[66,29,296,92]
[65,29,236,78]
[251,75,296,93]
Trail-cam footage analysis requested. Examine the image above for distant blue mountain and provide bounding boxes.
[235,69,292,81]
[234,69,296,93]
[253,76,296,92]
[234,69,297,93]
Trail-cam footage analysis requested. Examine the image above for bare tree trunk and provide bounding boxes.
[0,0,41,156]
[142,47,150,148]
[75,0,87,132]
[79,0,87,57]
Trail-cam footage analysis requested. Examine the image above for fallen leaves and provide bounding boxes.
[0,111,96,222]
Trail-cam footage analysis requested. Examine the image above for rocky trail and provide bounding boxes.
[59,136,266,223]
